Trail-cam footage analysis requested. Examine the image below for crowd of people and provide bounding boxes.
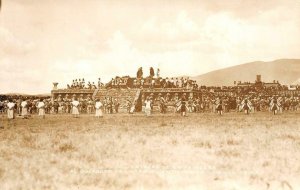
[144,93,300,116]
[64,67,198,90]
[132,77,198,89]
[0,96,123,119]
[1,92,299,125]
[67,78,104,90]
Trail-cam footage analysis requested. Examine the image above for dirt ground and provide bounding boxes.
[0,112,300,190]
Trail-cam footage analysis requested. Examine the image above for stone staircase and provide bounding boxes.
[94,88,141,112]
[130,89,141,113]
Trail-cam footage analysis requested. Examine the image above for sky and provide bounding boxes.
[0,0,300,94]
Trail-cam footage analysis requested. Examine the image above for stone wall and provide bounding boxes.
[94,88,140,112]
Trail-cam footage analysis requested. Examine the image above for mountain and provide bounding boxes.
[192,59,300,86]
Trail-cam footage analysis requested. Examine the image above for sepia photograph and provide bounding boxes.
[0,0,300,189]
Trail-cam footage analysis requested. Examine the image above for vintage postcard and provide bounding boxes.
[0,0,299,189]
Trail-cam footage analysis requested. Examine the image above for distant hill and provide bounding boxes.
[192,59,300,86]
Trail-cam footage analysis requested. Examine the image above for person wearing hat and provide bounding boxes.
[144,96,152,116]
[37,98,45,119]
[95,99,103,118]
[7,99,15,119]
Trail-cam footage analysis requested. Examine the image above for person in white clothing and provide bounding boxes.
[95,99,103,118]
[144,97,152,116]
[72,98,80,118]
[21,99,28,119]
[37,99,45,119]
[7,99,15,119]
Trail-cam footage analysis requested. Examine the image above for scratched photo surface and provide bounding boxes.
[0,0,300,189]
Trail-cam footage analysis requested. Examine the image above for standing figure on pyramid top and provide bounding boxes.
[137,67,143,79]
[150,67,154,78]
[157,68,160,78]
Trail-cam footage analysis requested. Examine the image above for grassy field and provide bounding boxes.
[0,112,300,190]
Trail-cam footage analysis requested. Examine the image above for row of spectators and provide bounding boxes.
[146,94,300,114]
[132,77,198,89]
[0,97,122,116]
[65,76,198,90]
[1,94,300,119]
[67,78,105,90]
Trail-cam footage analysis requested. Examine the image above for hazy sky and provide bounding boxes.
[1,0,300,94]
